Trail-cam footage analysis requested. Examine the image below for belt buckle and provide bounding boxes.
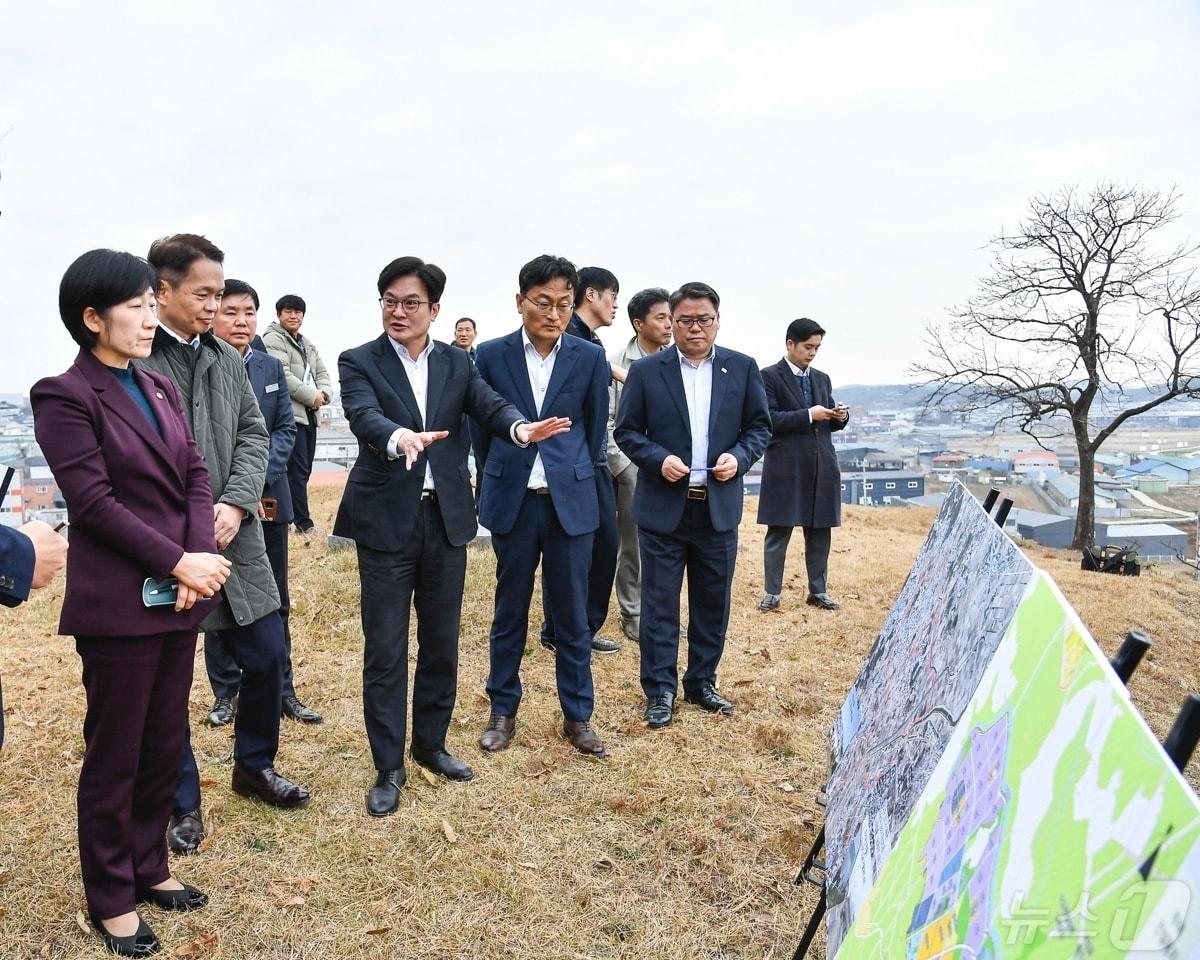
[687,486,707,501]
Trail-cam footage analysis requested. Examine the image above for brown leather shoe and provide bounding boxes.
[479,714,516,752]
[562,720,607,758]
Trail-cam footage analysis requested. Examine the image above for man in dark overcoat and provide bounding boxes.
[756,317,849,612]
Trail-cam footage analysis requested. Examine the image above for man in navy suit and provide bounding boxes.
[207,280,323,725]
[614,281,771,730]
[0,518,68,749]
[471,254,611,758]
[334,257,570,816]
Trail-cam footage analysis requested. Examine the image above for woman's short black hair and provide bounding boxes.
[376,257,447,303]
[224,279,260,310]
[59,249,158,349]
[786,317,826,343]
[275,294,306,315]
[518,254,578,295]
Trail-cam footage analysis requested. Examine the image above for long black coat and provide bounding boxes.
[756,359,848,528]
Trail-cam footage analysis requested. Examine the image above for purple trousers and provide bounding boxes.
[75,631,195,918]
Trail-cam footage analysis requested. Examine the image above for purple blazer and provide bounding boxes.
[31,350,217,637]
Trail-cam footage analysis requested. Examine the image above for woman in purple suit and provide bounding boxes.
[31,250,231,957]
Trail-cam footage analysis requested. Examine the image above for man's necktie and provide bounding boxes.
[798,372,813,407]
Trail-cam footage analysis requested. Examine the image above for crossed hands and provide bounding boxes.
[661,452,738,482]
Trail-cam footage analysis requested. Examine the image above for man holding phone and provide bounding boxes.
[208,280,322,726]
[757,317,850,613]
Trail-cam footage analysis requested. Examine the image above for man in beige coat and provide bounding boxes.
[607,287,673,643]
[262,295,333,535]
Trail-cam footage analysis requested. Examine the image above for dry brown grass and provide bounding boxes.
[1,487,1197,959]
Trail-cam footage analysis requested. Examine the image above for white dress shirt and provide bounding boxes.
[679,348,715,486]
[523,328,562,489]
[160,324,201,350]
[386,336,437,490]
[785,357,822,420]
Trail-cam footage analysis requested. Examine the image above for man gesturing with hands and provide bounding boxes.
[334,256,568,817]
[614,282,771,731]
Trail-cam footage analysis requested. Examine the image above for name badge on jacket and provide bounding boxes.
[266,383,280,393]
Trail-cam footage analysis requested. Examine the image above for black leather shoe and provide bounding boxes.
[281,695,323,724]
[231,764,310,809]
[684,683,734,716]
[208,696,236,727]
[137,882,208,912]
[590,636,620,654]
[411,748,473,782]
[89,912,160,957]
[538,625,557,653]
[806,592,840,610]
[758,593,781,612]
[166,810,204,855]
[366,769,406,817]
[644,693,675,729]
[620,620,640,644]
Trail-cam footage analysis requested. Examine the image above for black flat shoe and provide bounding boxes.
[366,769,406,817]
[411,748,474,782]
[136,882,208,911]
[89,912,160,957]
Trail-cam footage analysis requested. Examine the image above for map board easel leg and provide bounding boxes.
[993,497,1013,527]
[791,886,826,960]
[1164,693,1200,773]
[982,488,999,512]
[1109,629,1152,685]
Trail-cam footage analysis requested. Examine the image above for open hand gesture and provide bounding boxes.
[398,430,450,470]
[517,417,572,444]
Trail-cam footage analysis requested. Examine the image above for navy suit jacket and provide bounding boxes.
[472,330,609,537]
[614,345,771,534]
[31,350,216,637]
[334,335,525,549]
[245,348,296,524]
[0,525,34,607]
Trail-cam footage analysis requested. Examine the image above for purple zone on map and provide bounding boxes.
[906,714,1010,960]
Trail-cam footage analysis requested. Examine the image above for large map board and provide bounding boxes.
[825,482,1036,951]
[834,571,1200,958]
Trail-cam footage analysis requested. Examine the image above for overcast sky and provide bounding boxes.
[2,1,1198,395]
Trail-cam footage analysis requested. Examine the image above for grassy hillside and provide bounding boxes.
[1,487,1196,958]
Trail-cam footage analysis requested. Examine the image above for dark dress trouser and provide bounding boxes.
[205,520,295,699]
[764,524,831,597]
[638,498,737,699]
[357,501,465,771]
[76,631,195,918]
[288,418,317,532]
[540,467,618,643]
[489,490,594,722]
[174,612,286,815]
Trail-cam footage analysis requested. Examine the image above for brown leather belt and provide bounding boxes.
[687,486,708,501]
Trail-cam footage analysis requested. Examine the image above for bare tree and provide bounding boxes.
[917,182,1200,549]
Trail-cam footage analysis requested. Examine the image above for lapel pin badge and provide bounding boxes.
[720,367,727,374]
[155,392,164,399]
